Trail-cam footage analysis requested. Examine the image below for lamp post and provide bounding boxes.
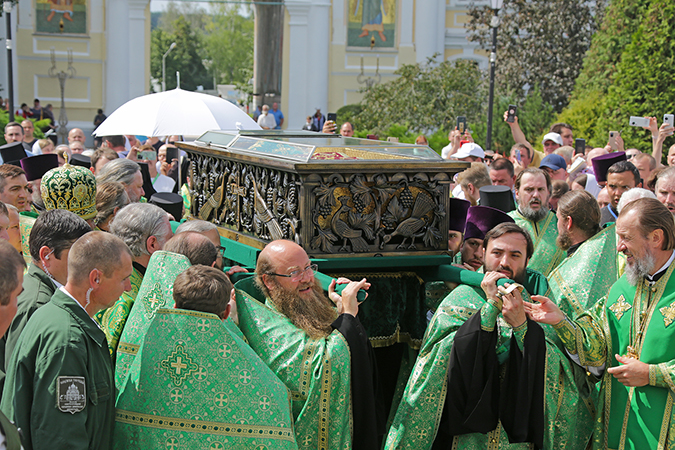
[48,48,76,145]
[162,42,177,92]
[485,0,503,153]
[4,1,14,121]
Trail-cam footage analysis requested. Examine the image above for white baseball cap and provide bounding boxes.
[542,132,563,146]
[450,143,485,160]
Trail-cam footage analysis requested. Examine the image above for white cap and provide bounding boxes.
[542,132,563,146]
[450,142,485,160]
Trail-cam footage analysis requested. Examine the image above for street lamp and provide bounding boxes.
[4,1,14,121]
[485,0,503,153]
[162,42,177,92]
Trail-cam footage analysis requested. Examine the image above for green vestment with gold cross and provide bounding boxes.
[508,209,564,277]
[554,257,675,450]
[235,277,353,450]
[385,268,594,449]
[115,251,192,392]
[114,308,298,450]
[546,224,618,317]
[96,266,144,356]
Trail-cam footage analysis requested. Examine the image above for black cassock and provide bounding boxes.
[332,314,386,450]
[433,311,546,449]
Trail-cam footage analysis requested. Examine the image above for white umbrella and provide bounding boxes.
[93,88,260,137]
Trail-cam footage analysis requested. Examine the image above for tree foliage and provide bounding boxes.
[151,16,211,91]
[557,0,675,154]
[352,57,486,136]
[598,0,675,150]
[150,2,254,93]
[203,5,255,85]
[471,86,555,155]
[467,0,606,112]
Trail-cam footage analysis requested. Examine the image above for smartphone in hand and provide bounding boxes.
[165,147,179,164]
[664,114,674,127]
[456,116,467,134]
[138,150,157,160]
[574,138,585,155]
[609,131,619,150]
[629,116,650,127]
[506,105,517,123]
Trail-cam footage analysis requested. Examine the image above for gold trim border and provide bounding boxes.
[115,410,295,442]
[117,342,140,355]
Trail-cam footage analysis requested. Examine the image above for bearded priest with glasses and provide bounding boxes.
[234,239,383,450]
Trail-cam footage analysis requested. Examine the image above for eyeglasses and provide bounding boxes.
[267,264,318,282]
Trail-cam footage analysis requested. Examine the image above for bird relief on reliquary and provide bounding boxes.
[311,173,446,254]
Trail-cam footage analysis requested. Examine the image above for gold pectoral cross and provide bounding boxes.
[626,346,639,359]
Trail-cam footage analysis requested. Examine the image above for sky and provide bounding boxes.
[150,1,214,12]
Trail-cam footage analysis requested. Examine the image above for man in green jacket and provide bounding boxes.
[0,239,26,449]
[2,209,91,371]
[1,231,133,450]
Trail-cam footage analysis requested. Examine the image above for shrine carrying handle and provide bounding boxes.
[228,271,367,303]
[315,272,368,303]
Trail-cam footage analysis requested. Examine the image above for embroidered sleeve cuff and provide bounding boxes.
[512,321,528,352]
[480,298,502,332]
[552,316,578,355]
[649,363,675,391]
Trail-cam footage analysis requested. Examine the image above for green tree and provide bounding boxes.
[597,0,675,152]
[556,0,675,154]
[157,1,209,35]
[470,86,555,155]
[353,57,486,137]
[150,16,211,91]
[467,0,606,112]
[555,0,651,146]
[202,5,254,85]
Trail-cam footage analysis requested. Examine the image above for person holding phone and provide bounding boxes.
[321,120,355,137]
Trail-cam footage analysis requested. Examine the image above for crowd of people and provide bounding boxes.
[0,105,674,450]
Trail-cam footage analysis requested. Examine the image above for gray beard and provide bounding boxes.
[625,251,656,286]
[520,204,549,222]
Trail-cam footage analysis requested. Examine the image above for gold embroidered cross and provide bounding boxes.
[171,356,188,375]
[148,293,161,310]
[660,303,675,327]
[161,343,198,386]
[609,295,632,320]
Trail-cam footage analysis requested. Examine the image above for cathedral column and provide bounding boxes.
[415,0,446,63]
[285,0,330,130]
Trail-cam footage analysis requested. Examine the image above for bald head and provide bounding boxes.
[163,231,219,267]
[256,240,311,296]
[256,240,335,338]
[68,128,86,144]
[586,148,608,165]
[258,240,306,272]
[175,219,220,247]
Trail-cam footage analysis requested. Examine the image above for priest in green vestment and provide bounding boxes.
[114,265,298,449]
[527,198,675,450]
[386,222,593,449]
[96,203,173,355]
[235,239,381,450]
[114,250,191,391]
[508,168,564,276]
[548,190,618,317]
